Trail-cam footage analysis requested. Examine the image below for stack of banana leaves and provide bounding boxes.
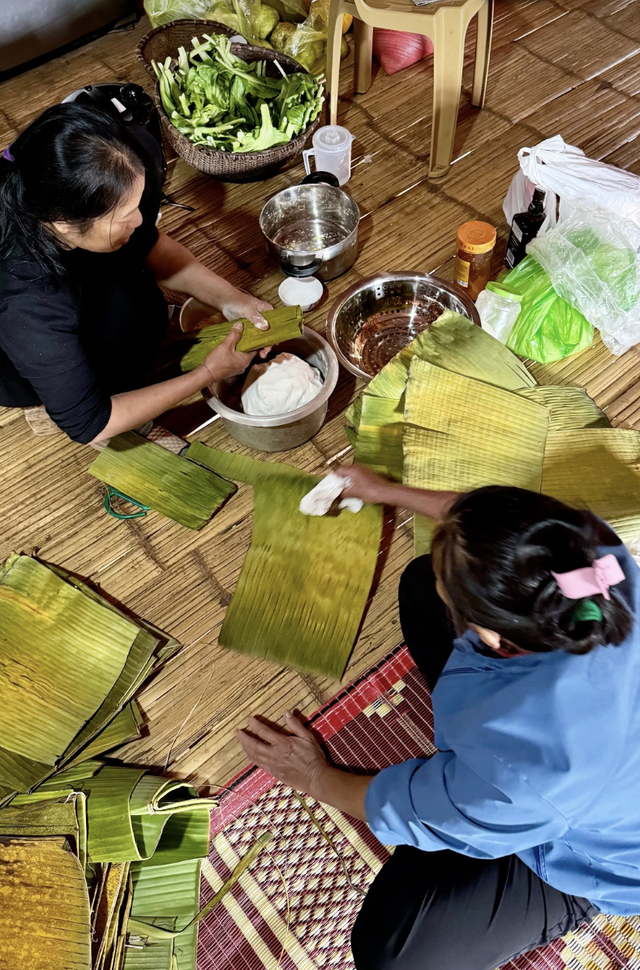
[0,554,221,970]
[346,310,640,555]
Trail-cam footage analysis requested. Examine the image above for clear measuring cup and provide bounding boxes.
[303,126,354,186]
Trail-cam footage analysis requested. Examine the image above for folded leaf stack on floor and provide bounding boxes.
[186,442,384,678]
[347,311,640,554]
[0,554,218,970]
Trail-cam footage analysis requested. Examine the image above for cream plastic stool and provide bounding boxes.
[327,0,494,178]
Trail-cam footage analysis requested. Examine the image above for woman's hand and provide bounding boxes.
[220,289,273,331]
[237,712,330,794]
[335,464,395,505]
[200,322,256,384]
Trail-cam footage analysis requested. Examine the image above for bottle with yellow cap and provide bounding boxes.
[454,221,497,301]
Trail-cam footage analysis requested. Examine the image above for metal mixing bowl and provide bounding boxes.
[326,273,481,381]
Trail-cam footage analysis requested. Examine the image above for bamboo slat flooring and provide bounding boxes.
[1,0,640,789]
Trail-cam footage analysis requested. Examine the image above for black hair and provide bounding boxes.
[0,102,151,279]
[433,486,632,655]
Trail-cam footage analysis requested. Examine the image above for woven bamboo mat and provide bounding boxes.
[0,0,640,790]
[199,646,640,970]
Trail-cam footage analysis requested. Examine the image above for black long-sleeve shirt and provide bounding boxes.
[0,141,167,443]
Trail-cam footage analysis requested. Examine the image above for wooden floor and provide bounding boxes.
[1,0,640,791]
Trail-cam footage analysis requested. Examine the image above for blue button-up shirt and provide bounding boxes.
[365,540,640,915]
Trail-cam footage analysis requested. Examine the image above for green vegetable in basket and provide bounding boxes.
[151,32,324,151]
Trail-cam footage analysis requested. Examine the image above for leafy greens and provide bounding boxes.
[152,33,324,152]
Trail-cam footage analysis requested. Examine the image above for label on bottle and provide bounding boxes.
[454,255,470,287]
[511,223,523,242]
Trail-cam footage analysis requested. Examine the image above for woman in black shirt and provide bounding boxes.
[0,102,272,444]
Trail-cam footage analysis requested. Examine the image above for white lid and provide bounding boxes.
[279,276,324,308]
[313,125,353,152]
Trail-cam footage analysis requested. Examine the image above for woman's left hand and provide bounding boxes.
[237,712,330,793]
[220,290,272,331]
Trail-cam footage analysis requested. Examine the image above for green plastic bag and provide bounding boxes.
[503,256,594,364]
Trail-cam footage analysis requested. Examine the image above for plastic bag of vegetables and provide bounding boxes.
[152,33,324,151]
[270,0,350,74]
[145,0,280,42]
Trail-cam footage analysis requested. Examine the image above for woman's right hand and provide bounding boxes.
[335,464,394,504]
[200,322,257,385]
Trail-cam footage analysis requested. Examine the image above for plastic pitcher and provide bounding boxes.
[303,126,354,186]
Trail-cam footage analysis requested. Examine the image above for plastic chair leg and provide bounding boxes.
[429,11,466,179]
[354,19,373,94]
[327,0,347,125]
[472,0,493,108]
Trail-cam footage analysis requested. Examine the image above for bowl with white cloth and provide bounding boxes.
[204,327,339,452]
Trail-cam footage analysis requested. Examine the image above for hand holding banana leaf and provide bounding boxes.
[200,321,270,384]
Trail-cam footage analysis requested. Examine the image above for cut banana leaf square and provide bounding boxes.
[88,432,237,530]
[354,394,405,480]
[186,443,383,678]
[542,429,640,542]
[403,359,549,495]
[180,305,303,371]
[517,385,609,431]
[0,836,92,970]
[0,746,52,794]
[0,555,137,766]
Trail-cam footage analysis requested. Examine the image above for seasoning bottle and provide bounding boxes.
[454,222,497,301]
[504,187,546,269]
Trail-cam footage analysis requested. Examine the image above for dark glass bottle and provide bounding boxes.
[504,187,546,269]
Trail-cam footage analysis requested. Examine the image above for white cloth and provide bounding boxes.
[299,472,364,516]
[241,353,323,416]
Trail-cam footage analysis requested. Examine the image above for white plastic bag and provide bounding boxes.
[527,207,640,357]
[503,135,640,230]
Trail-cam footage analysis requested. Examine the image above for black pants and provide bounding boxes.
[351,556,598,970]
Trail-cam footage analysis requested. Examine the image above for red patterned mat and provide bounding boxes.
[198,646,640,970]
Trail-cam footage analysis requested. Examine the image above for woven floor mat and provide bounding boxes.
[198,647,640,970]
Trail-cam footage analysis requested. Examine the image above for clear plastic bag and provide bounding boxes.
[527,207,640,357]
[503,256,594,364]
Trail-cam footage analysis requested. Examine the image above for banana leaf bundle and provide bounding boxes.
[186,442,384,677]
[180,305,304,372]
[346,310,640,555]
[89,432,237,529]
[0,837,92,970]
[0,554,179,798]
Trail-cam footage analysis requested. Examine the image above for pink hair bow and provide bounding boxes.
[551,554,625,601]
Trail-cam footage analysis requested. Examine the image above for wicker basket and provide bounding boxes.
[136,20,322,184]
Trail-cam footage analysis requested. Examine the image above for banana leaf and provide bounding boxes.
[92,862,132,970]
[354,395,404,480]
[66,703,142,769]
[180,305,303,372]
[0,836,92,970]
[45,563,179,770]
[37,760,105,793]
[79,767,215,864]
[186,442,384,677]
[88,432,237,530]
[124,858,202,970]
[347,312,536,488]
[403,359,549,495]
[0,791,88,870]
[542,429,640,542]
[0,555,138,766]
[0,746,51,794]
[517,385,609,431]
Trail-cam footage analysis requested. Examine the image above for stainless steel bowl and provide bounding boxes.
[326,273,481,380]
[259,183,360,282]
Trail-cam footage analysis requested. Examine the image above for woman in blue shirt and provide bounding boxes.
[238,468,640,970]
